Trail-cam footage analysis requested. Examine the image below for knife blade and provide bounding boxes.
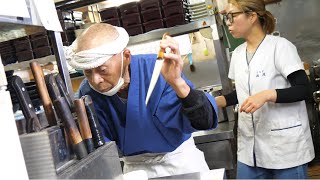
[145,32,169,105]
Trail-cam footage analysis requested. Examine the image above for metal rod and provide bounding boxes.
[49,31,74,99]
[211,15,235,122]
[56,0,105,11]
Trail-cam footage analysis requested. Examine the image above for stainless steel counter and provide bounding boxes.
[192,121,236,171]
[58,141,123,179]
[193,121,235,143]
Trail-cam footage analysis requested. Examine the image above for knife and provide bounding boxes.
[74,98,95,153]
[55,74,75,112]
[45,74,61,102]
[30,61,57,126]
[11,75,42,133]
[53,97,88,160]
[83,95,105,148]
[145,32,169,105]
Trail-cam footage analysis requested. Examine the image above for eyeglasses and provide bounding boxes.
[223,11,252,23]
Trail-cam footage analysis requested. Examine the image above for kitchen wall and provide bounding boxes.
[266,0,320,64]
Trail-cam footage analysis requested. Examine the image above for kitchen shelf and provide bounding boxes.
[0,1,73,95]
[0,1,44,42]
[128,17,216,45]
[4,55,56,71]
[55,0,105,10]
[0,1,73,179]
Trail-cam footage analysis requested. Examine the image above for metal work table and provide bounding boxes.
[192,121,236,171]
[193,121,235,143]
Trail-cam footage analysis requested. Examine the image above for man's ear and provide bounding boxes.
[123,49,131,65]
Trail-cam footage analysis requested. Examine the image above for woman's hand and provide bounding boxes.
[240,90,277,113]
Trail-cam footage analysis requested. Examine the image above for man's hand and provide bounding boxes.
[215,96,227,108]
[240,90,277,113]
[160,35,190,98]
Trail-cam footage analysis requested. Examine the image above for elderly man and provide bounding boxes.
[66,23,218,178]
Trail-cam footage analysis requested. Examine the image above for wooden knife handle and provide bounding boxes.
[157,32,170,59]
[30,61,57,126]
[45,74,61,102]
[74,99,95,153]
[55,74,75,112]
[74,99,92,139]
[83,95,105,148]
[54,97,82,144]
[53,97,87,159]
[11,75,42,133]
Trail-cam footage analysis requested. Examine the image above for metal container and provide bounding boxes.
[19,126,123,179]
[19,126,70,178]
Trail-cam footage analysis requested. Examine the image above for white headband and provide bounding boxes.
[64,26,129,69]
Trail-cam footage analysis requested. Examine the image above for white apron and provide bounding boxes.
[123,137,209,178]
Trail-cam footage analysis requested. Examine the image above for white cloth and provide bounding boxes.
[123,170,148,180]
[64,26,129,69]
[122,137,209,178]
[229,35,315,169]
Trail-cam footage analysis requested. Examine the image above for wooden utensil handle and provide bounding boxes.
[83,95,105,148]
[157,32,170,59]
[74,99,93,139]
[53,97,82,144]
[30,61,57,126]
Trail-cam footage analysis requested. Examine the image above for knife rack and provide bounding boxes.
[19,126,123,179]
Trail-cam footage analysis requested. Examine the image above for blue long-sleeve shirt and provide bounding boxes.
[79,54,218,156]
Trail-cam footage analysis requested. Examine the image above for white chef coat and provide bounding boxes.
[229,35,315,169]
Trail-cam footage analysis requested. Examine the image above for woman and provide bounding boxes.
[216,0,315,178]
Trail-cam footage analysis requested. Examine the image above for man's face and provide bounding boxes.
[84,53,123,92]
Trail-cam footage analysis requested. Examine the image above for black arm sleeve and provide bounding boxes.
[276,70,312,103]
[180,89,216,130]
[224,90,238,106]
